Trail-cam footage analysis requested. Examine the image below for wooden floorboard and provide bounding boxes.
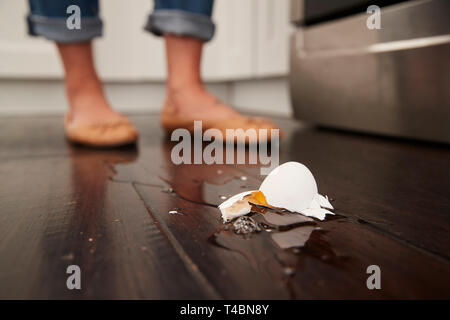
[0,152,211,299]
[283,128,450,259]
[135,183,450,299]
[0,114,449,299]
[233,123,450,259]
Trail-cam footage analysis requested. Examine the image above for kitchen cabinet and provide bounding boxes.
[0,0,290,81]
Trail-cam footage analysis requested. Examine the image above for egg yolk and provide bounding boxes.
[244,191,268,206]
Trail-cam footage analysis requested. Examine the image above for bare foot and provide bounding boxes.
[163,84,240,120]
[161,84,281,143]
[64,79,138,146]
[57,42,138,146]
[65,78,125,128]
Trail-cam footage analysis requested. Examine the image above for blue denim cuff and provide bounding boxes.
[27,14,103,43]
[145,9,215,42]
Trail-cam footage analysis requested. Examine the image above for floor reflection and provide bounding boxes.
[39,144,139,298]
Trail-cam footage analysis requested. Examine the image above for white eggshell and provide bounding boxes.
[218,191,255,209]
[300,207,334,221]
[220,202,252,223]
[218,191,256,222]
[260,162,318,213]
[314,194,334,210]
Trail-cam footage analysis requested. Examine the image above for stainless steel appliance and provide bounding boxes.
[289,0,450,143]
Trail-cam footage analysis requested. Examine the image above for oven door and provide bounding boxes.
[289,0,450,143]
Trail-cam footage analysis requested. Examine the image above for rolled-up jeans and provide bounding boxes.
[27,0,215,43]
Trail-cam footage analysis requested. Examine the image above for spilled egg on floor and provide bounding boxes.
[218,162,334,222]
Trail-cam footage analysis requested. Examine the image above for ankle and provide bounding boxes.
[164,85,212,114]
[65,81,111,114]
[65,74,103,97]
[168,81,205,95]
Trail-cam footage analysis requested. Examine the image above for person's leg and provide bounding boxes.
[145,0,278,138]
[27,0,138,146]
[56,42,124,127]
[163,34,238,120]
[146,0,232,119]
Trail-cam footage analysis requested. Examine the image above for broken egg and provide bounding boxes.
[260,162,317,212]
[218,190,268,222]
[218,162,334,222]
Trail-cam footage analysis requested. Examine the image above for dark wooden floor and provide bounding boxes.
[1,114,449,299]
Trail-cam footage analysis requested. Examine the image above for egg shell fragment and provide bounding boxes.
[219,191,255,222]
[218,161,336,222]
[314,194,334,210]
[260,162,318,213]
